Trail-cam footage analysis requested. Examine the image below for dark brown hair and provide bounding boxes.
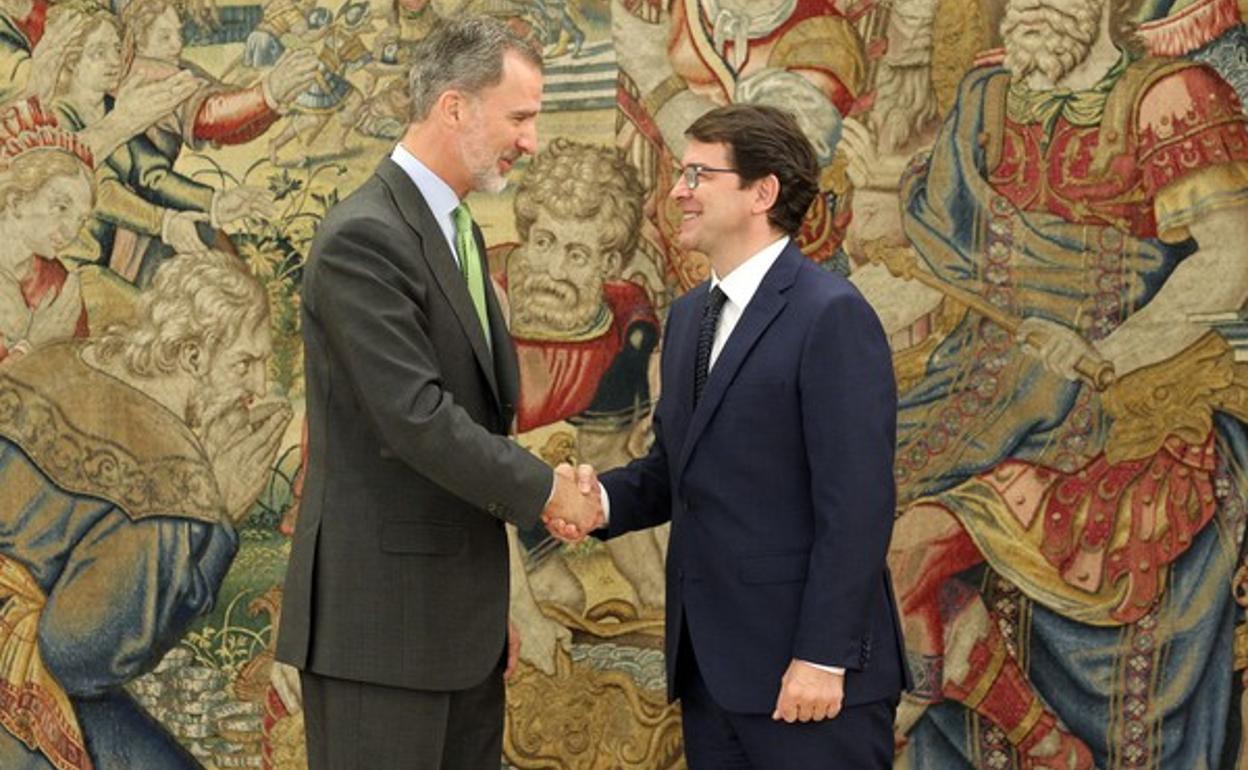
[685,104,819,236]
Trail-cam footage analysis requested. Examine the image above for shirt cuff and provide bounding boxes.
[797,659,845,676]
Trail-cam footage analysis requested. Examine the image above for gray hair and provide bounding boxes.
[407,16,542,122]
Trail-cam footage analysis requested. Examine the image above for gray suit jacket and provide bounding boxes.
[276,159,552,692]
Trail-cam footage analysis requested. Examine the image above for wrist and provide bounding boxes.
[160,208,177,243]
[260,76,284,114]
[209,190,222,229]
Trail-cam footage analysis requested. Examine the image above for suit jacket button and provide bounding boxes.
[487,503,499,512]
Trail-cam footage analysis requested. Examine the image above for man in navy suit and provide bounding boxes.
[556,104,910,768]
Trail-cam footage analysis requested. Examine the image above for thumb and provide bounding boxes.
[575,463,595,494]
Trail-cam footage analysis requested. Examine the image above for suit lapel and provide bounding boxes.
[674,246,800,483]
[375,160,501,407]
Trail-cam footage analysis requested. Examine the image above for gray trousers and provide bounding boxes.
[300,657,505,770]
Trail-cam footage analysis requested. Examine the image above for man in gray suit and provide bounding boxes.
[276,17,601,770]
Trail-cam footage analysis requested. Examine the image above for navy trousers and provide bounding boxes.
[677,627,897,769]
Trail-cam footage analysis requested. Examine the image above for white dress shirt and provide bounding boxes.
[601,235,844,676]
[390,144,465,268]
[707,235,789,372]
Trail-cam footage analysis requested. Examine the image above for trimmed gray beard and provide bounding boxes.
[1002,0,1102,83]
[459,121,510,195]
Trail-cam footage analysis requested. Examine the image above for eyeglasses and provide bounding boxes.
[677,163,739,190]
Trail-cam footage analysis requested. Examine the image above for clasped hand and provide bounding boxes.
[541,463,603,543]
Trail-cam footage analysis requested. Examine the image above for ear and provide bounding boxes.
[179,340,209,377]
[752,174,780,216]
[603,250,622,278]
[435,89,468,127]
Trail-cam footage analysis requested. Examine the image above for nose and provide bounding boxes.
[245,363,268,401]
[547,255,568,281]
[517,121,538,156]
[670,174,691,201]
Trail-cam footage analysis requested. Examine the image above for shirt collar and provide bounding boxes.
[710,236,789,310]
[390,143,461,218]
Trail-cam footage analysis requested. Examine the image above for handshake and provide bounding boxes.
[541,463,604,543]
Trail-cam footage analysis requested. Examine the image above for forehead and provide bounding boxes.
[681,140,732,168]
[83,22,119,46]
[153,6,180,24]
[531,207,606,241]
[39,172,92,201]
[223,317,272,355]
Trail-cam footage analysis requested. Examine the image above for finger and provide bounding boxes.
[246,409,292,461]
[780,702,797,723]
[542,517,577,540]
[256,409,293,451]
[575,463,595,494]
[218,405,252,435]
[772,692,797,723]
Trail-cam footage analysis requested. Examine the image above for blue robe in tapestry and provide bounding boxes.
[0,343,236,770]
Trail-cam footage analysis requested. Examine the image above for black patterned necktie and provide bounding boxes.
[694,286,728,406]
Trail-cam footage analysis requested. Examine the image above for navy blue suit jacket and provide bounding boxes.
[601,242,912,714]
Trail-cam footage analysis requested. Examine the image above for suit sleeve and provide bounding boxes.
[306,215,552,529]
[599,411,673,537]
[792,291,898,669]
[599,313,677,537]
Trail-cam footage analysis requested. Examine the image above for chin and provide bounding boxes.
[477,176,508,194]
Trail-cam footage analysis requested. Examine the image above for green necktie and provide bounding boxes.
[452,202,491,349]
